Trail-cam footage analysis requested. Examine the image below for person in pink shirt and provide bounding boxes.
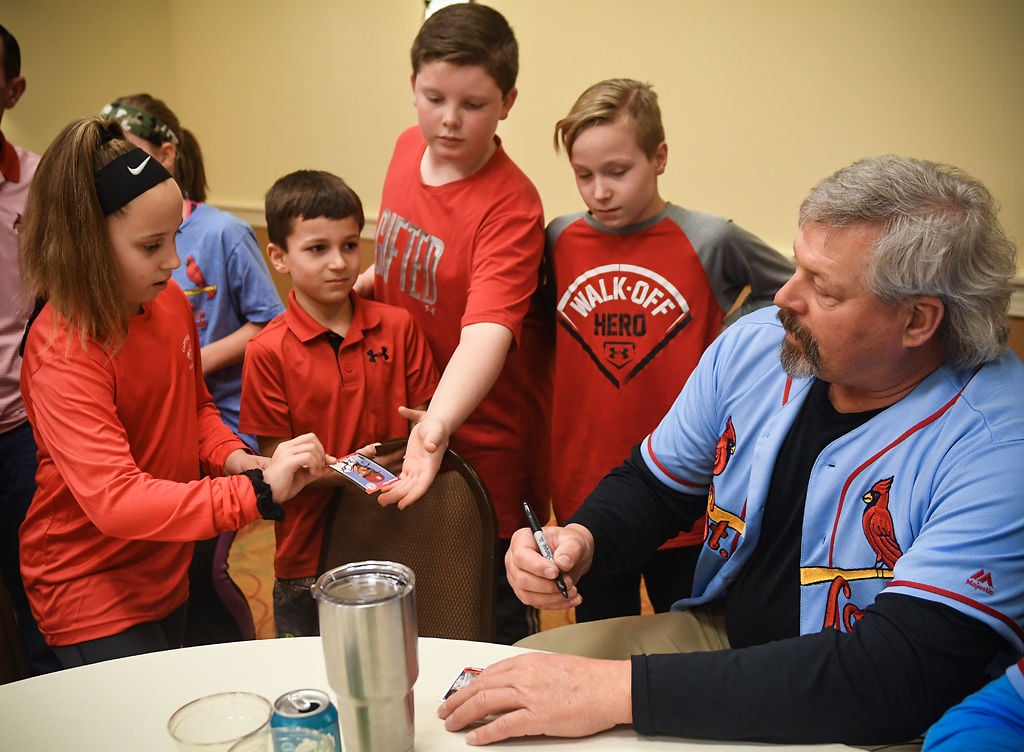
[0,22,58,674]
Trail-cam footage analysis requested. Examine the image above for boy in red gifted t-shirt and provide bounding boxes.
[354,2,552,645]
[240,170,438,637]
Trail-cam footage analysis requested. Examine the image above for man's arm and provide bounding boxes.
[635,593,1007,744]
[441,592,1005,746]
[569,444,708,575]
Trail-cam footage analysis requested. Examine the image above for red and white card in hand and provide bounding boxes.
[329,452,400,494]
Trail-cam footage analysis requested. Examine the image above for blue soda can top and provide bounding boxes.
[272,689,341,751]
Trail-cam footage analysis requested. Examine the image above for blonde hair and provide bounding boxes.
[554,78,665,159]
[20,117,140,351]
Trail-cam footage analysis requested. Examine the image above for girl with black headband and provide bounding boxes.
[16,116,334,667]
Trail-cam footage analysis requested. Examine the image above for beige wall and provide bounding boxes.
[5,0,1023,263]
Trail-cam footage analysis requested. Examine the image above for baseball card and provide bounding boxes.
[329,451,400,494]
[442,666,484,700]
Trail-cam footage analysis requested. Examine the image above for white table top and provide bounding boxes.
[0,636,855,750]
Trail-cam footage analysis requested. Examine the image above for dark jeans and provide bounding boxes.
[0,421,59,674]
[184,535,246,646]
[273,576,318,638]
[575,545,701,622]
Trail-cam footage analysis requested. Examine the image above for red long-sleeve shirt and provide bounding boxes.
[20,283,258,646]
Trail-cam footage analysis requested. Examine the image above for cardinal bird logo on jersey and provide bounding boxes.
[185,256,217,299]
[556,264,692,387]
[713,417,736,475]
[861,476,902,570]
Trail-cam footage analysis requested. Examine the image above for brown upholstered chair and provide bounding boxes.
[0,575,30,684]
[318,442,497,642]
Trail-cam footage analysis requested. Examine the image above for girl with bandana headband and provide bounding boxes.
[99,94,285,645]
[16,116,334,666]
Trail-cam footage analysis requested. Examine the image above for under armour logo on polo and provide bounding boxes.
[367,347,390,363]
[127,156,151,176]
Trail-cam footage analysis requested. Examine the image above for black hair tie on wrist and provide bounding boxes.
[242,469,284,521]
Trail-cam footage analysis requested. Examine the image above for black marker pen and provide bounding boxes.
[522,500,569,599]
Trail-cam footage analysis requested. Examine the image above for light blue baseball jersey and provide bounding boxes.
[642,305,1024,653]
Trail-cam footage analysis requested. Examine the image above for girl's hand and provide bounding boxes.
[223,449,269,475]
[261,433,336,502]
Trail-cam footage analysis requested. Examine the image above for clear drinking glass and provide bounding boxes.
[167,691,272,751]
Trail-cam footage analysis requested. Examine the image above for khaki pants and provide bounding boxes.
[516,603,729,658]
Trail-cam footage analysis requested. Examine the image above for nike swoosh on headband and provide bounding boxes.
[95,147,172,216]
[127,156,151,176]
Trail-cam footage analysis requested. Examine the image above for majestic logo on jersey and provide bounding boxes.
[966,569,995,596]
[183,256,218,300]
[713,417,736,475]
[557,264,692,387]
[366,347,390,363]
[375,209,444,308]
[861,476,902,571]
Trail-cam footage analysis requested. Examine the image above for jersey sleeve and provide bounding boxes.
[640,324,732,493]
[884,435,1024,652]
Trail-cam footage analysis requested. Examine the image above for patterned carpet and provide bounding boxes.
[226,520,581,639]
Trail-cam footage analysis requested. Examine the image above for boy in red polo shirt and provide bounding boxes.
[240,170,438,637]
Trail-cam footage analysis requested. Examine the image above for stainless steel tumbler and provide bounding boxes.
[312,561,418,752]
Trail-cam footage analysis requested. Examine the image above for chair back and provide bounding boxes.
[0,576,30,684]
[319,445,497,642]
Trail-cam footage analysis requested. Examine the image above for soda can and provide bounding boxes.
[272,689,342,752]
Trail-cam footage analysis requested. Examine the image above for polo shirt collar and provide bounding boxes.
[0,133,20,183]
[282,290,381,345]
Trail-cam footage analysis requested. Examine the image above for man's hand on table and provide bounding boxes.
[437,652,632,744]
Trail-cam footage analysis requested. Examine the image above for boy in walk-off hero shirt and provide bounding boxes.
[547,79,794,621]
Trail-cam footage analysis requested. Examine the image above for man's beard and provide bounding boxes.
[777,308,821,378]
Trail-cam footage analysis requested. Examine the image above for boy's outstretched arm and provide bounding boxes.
[199,321,267,375]
[377,321,512,508]
[354,266,376,299]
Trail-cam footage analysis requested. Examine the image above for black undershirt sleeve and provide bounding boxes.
[567,444,707,578]
[631,592,1007,744]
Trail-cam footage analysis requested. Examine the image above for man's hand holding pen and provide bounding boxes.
[505,520,595,610]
